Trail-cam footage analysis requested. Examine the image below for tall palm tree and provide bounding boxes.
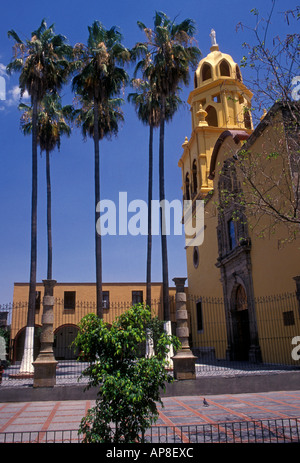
[72,21,130,318]
[7,19,72,374]
[128,79,182,309]
[128,79,161,309]
[133,12,201,323]
[19,92,73,280]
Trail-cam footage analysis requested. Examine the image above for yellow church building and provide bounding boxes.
[179,32,300,366]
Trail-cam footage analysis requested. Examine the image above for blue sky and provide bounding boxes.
[0,0,298,302]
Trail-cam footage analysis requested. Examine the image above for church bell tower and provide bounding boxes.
[179,30,253,200]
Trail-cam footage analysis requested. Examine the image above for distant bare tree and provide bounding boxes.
[237,2,300,123]
[216,3,300,242]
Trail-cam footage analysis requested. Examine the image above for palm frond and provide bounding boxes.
[7,19,72,101]
[7,29,23,44]
[132,11,201,110]
[18,91,73,153]
[72,20,129,142]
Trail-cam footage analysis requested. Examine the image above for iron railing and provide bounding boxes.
[0,418,299,443]
[187,292,300,371]
[144,418,300,443]
[1,291,300,381]
[1,298,176,363]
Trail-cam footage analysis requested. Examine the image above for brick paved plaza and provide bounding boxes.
[1,390,300,438]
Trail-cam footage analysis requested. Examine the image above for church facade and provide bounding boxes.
[179,33,300,365]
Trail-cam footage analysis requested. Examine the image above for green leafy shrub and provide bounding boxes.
[73,304,180,443]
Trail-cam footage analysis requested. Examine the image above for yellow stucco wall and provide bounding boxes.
[238,112,300,365]
[186,206,222,298]
[11,282,177,352]
[13,281,176,304]
[240,111,300,296]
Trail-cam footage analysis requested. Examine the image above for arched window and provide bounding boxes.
[228,219,237,250]
[219,59,230,77]
[235,65,242,82]
[194,72,198,88]
[185,173,190,200]
[244,109,252,129]
[206,105,218,127]
[193,246,199,269]
[192,160,197,194]
[202,63,212,81]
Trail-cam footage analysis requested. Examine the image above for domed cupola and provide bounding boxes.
[188,30,253,132]
[194,30,243,89]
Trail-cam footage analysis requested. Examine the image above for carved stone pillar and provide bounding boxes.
[33,280,57,387]
[172,278,197,380]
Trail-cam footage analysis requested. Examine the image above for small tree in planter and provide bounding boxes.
[73,304,180,443]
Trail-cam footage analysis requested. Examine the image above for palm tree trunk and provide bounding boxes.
[20,93,38,374]
[146,124,153,309]
[46,149,52,280]
[94,99,103,318]
[159,99,170,322]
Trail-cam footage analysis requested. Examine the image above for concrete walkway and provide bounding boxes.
[0,390,300,435]
[1,362,300,443]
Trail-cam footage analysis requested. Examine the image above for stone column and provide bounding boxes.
[33,280,58,387]
[172,278,197,380]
